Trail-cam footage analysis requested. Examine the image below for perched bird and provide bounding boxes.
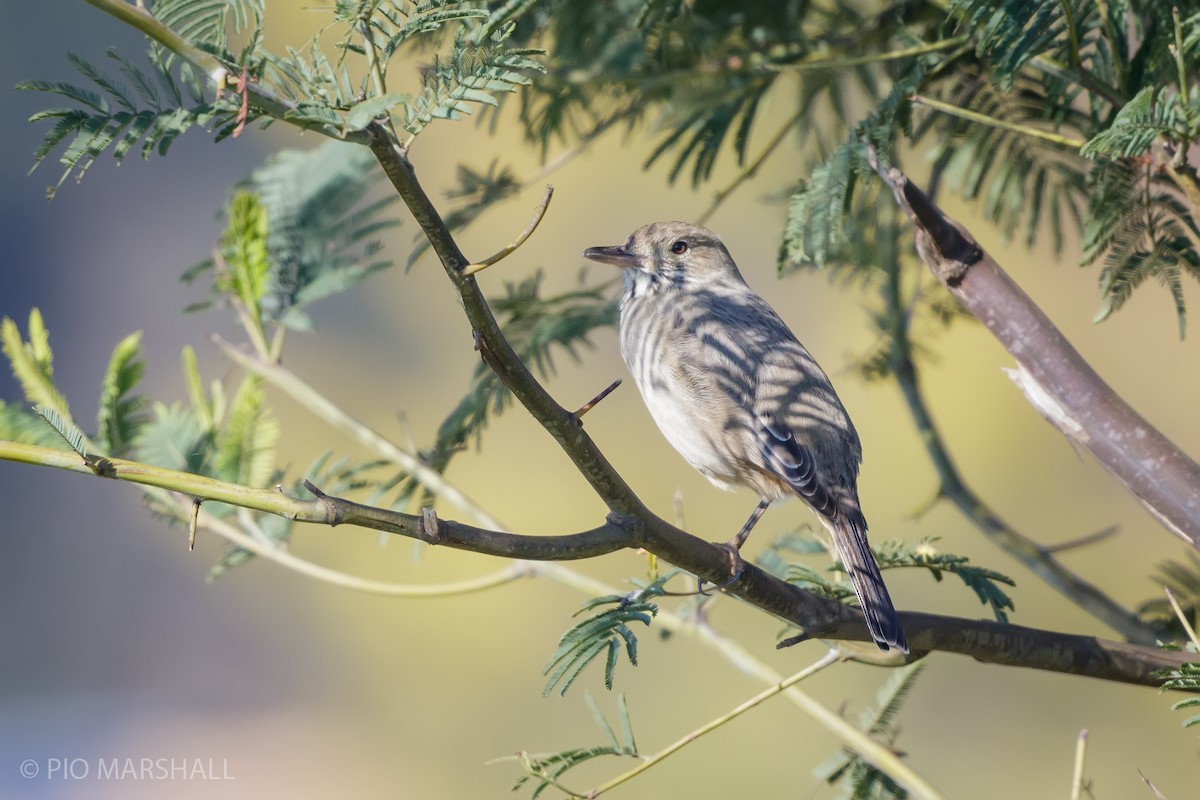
[583,221,907,652]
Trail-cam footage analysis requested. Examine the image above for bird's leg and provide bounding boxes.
[730,498,770,550]
[699,498,771,592]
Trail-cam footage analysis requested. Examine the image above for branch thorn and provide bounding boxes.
[571,378,621,420]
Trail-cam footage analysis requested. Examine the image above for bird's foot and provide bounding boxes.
[696,538,747,594]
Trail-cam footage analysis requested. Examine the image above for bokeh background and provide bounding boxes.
[3,4,1200,798]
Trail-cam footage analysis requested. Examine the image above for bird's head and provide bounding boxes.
[583,221,742,293]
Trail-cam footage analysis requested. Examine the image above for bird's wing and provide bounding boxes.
[755,415,839,519]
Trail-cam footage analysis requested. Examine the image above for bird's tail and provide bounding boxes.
[829,510,908,653]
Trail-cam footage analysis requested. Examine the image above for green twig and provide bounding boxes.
[1058,0,1082,70]
[587,650,849,798]
[911,94,1088,149]
[767,35,970,73]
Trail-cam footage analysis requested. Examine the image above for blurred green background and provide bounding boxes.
[3,4,1200,798]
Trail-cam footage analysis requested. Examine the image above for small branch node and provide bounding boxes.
[460,184,554,276]
[83,455,117,478]
[303,479,343,526]
[604,511,639,533]
[421,507,442,543]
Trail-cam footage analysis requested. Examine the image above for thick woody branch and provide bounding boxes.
[3,438,1195,688]
[877,217,1157,645]
[869,148,1200,552]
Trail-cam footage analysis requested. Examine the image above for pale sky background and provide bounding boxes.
[3,3,1200,798]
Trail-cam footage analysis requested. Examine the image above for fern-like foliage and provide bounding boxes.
[1,310,70,418]
[780,53,948,270]
[1139,553,1200,638]
[879,538,1016,623]
[1158,659,1200,729]
[946,0,1072,90]
[1081,163,1200,337]
[781,140,862,268]
[1080,86,1191,159]
[18,48,244,196]
[185,141,399,330]
[785,536,1015,623]
[399,33,543,138]
[95,332,149,457]
[502,693,639,799]
[918,73,1091,253]
[33,405,91,460]
[821,662,926,799]
[211,375,279,489]
[543,574,675,697]
[20,0,544,196]
[0,309,148,459]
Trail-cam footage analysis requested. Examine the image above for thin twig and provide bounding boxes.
[765,35,970,73]
[571,378,621,419]
[588,650,848,798]
[4,437,1194,688]
[1043,524,1119,554]
[188,497,200,551]
[1069,728,1088,800]
[1164,587,1200,650]
[214,335,505,531]
[461,184,554,276]
[191,499,530,597]
[83,0,371,144]
[911,94,1088,149]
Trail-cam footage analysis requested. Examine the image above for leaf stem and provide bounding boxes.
[767,35,970,73]
[588,650,850,798]
[911,94,1088,149]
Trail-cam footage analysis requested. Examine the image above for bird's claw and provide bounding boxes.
[697,539,747,594]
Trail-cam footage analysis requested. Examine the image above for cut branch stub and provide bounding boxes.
[869,146,1200,552]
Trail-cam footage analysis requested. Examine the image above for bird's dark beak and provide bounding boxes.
[583,244,639,268]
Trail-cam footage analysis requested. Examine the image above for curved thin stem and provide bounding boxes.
[911,94,1088,149]
[588,650,848,798]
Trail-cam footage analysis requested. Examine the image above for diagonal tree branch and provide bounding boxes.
[869,147,1200,553]
[877,215,1159,645]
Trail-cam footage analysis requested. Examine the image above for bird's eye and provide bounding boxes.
[671,240,688,255]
